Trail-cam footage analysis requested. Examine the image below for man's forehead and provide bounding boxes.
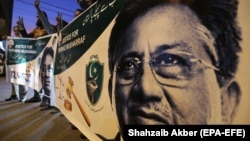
[128,4,218,64]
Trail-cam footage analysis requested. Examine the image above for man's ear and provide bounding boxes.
[221,81,241,124]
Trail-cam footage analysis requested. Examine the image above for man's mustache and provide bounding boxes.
[127,98,187,124]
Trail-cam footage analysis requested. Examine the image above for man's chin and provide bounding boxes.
[130,116,166,125]
[43,89,51,94]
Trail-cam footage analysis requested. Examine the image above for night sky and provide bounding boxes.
[11,0,80,36]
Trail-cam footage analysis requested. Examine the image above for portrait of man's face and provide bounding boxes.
[52,36,57,46]
[7,39,14,49]
[41,49,54,94]
[110,4,241,133]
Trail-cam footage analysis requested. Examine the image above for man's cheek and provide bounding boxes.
[115,88,128,103]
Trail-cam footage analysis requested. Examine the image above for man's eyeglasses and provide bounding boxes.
[113,51,220,86]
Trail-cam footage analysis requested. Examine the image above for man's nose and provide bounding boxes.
[45,69,50,76]
[137,63,163,99]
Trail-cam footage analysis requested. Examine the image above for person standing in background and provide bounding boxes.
[5,25,28,102]
[34,0,68,113]
[16,10,49,103]
[74,9,84,18]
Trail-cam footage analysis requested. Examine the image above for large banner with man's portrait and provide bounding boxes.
[4,0,250,140]
[6,33,58,106]
[54,0,250,140]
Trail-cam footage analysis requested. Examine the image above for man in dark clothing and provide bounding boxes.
[17,12,49,103]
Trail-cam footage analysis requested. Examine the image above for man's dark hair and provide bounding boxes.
[40,47,54,67]
[108,0,242,86]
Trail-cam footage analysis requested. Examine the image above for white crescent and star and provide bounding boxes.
[89,63,98,80]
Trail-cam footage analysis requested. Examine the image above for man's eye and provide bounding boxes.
[118,60,137,72]
[151,54,188,78]
[48,66,53,71]
[117,59,139,81]
[152,54,183,67]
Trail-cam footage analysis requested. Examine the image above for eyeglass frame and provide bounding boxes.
[112,50,222,86]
